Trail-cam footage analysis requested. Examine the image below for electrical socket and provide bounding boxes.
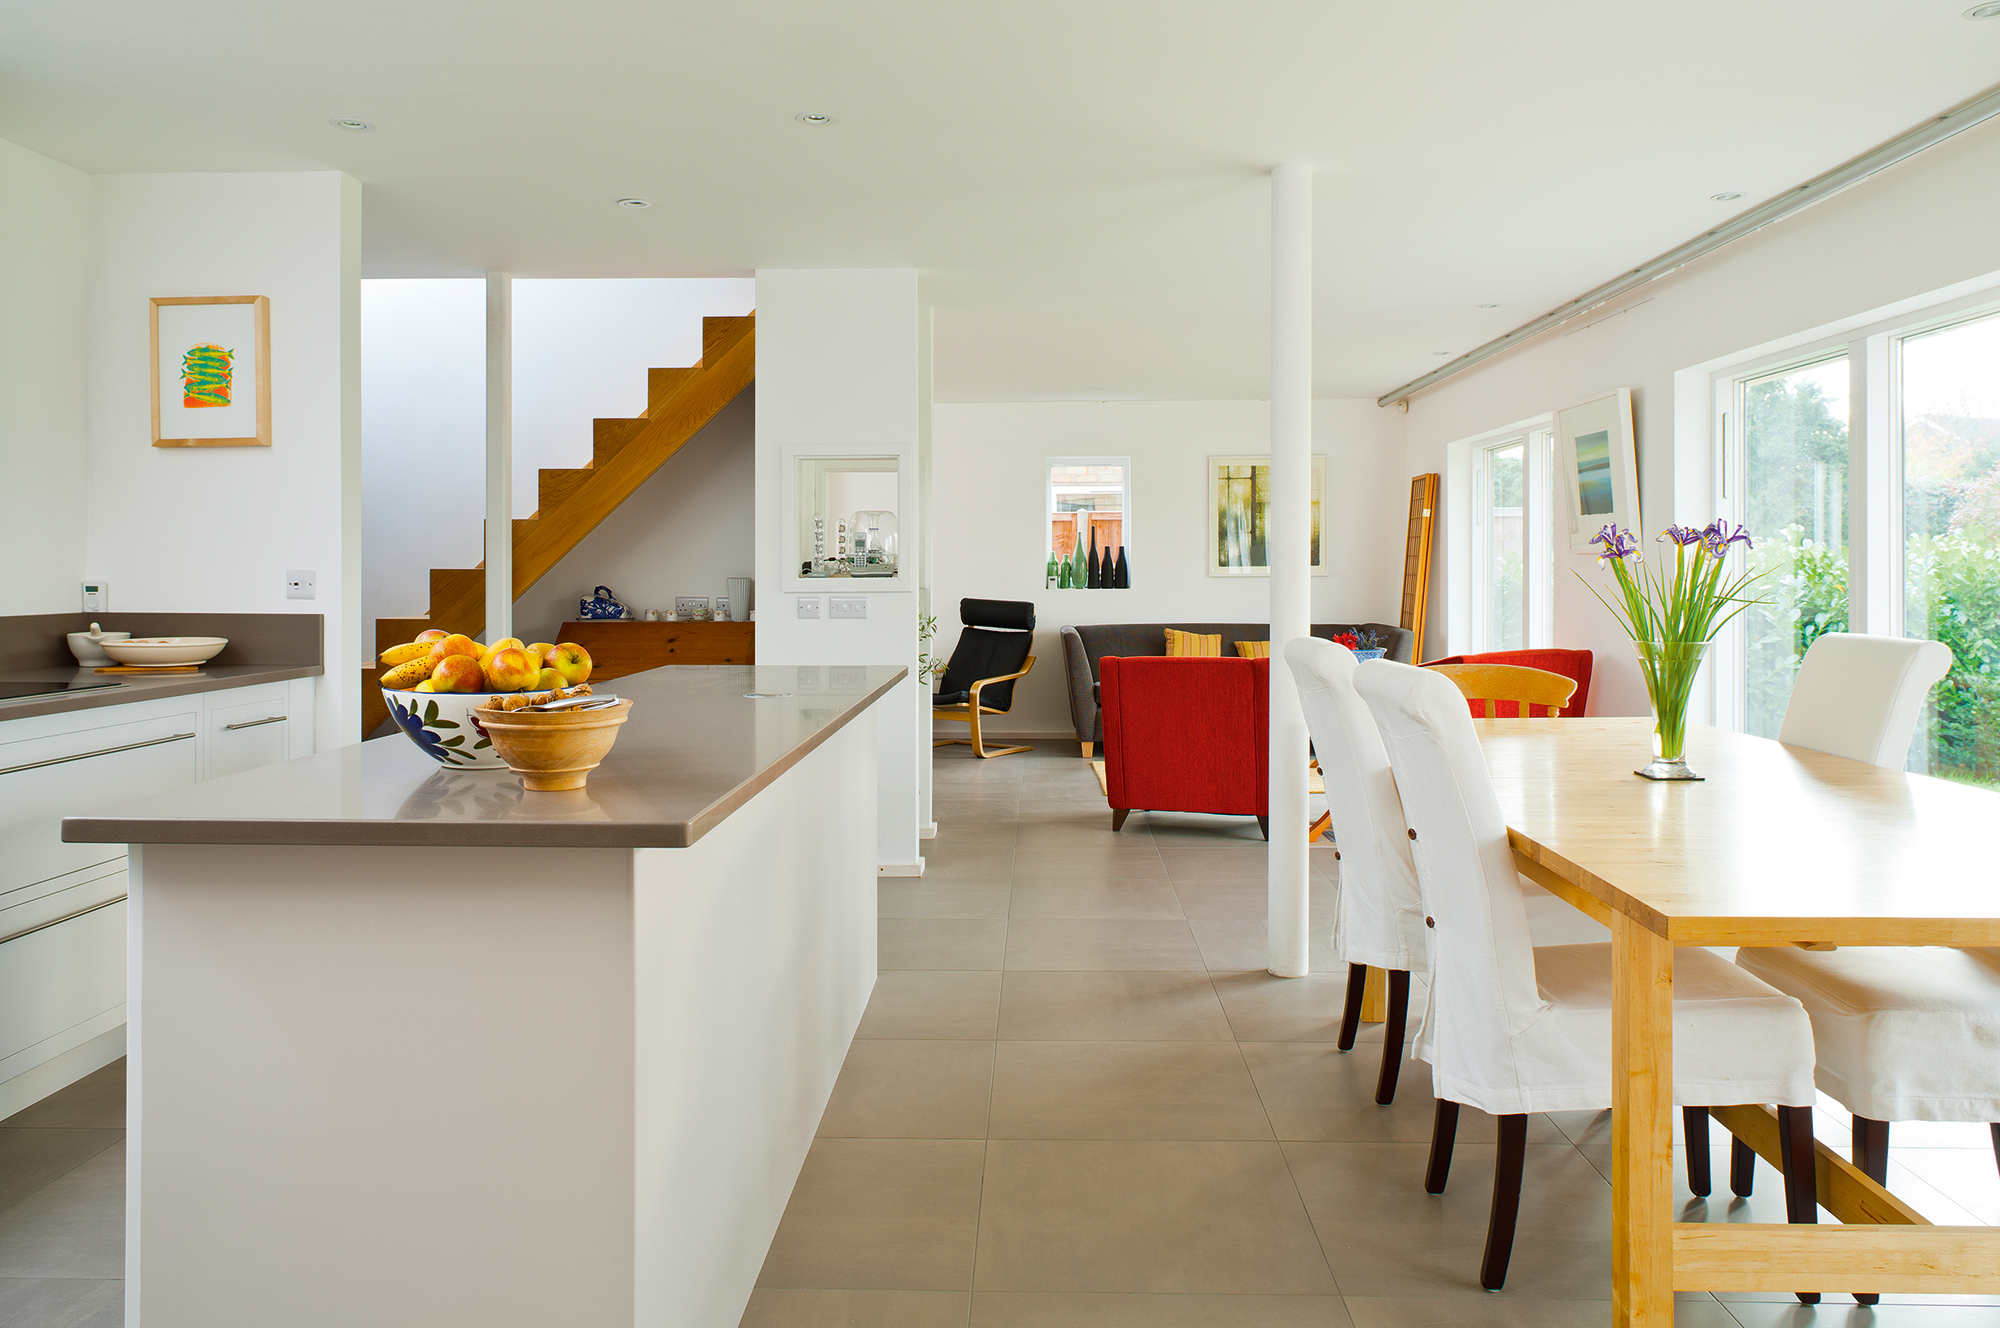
[81,581,107,613]
[796,596,821,619]
[830,596,867,620]
[285,569,316,600]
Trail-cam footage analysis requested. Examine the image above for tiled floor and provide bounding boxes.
[0,1058,125,1328]
[743,743,2000,1328]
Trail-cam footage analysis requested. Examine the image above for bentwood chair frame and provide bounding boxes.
[932,657,1038,759]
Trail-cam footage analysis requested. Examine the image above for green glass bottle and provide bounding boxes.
[1058,556,1072,588]
[1045,553,1057,589]
[1071,543,1087,588]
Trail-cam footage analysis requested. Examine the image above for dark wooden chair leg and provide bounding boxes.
[1852,1117,1890,1306]
[1990,1123,2000,1178]
[1255,815,1269,840]
[1336,963,1367,1051]
[1777,1103,1820,1305]
[1425,1098,1460,1194]
[1111,808,1129,832]
[1729,1135,1756,1197]
[1374,968,1412,1105]
[1683,1107,1711,1197]
[1479,1114,1529,1291]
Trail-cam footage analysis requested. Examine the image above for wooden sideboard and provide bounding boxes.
[557,621,755,678]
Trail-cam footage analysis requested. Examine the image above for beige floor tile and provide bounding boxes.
[1238,1044,1565,1146]
[974,1139,1335,1294]
[0,1062,123,1130]
[0,1140,123,1278]
[1341,1297,1735,1327]
[1171,879,1272,920]
[1011,849,1168,879]
[1718,1299,2000,1324]
[859,972,1004,1039]
[739,1289,972,1327]
[923,847,1019,881]
[880,879,1013,920]
[1157,846,1273,880]
[1003,919,1205,971]
[1007,879,1183,920]
[0,1278,124,1328]
[0,1130,124,1220]
[987,1042,1272,1141]
[1188,919,1338,972]
[1014,823,1144,850]
[818,1041,995,1140]
[997,972,1234,1041]
[971,1290,1351,1326]
[757,1139,986,1291]
[879,919,1009,970]
[1142,813,1272,844]
[1284,1141,1612,1241]
[1211,972,1349,1041]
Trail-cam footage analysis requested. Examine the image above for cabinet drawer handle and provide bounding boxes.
[0,894,126,948]
[223,715,287,731]
[0,731,195,778]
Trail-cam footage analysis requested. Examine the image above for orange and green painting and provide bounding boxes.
[181,342,234,408]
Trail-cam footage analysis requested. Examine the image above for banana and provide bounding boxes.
[379,640,432,667]
[380,658,435,689]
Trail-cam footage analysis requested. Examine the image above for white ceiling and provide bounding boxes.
[4,2,1997,402]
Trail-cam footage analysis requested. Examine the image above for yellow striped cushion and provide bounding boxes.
[1164,629,1222,657]
[1233,640,1271,659]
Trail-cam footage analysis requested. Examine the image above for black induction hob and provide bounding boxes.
[0,679,125,702]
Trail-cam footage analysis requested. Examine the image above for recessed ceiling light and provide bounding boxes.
[1964,3,2000,18]
[329,119,373,131]
[615,198,651,209]
[1477,303,1500,309]
[1711,191,1743,201]
[794,112,834,125]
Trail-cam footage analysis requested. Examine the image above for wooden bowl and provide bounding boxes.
[471,699,632,791]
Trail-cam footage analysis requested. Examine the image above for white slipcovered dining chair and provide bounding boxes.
[1736,632,1996,1306]
[1353,658,1822,1294]
[1286,637,1608,1105]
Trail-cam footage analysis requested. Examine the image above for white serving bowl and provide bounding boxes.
[381,688,511,769]
[101,636,229,667]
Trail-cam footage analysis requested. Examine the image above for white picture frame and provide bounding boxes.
[1554,388,1640,551]
[1207,454,1329,577]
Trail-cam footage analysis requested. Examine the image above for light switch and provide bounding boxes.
[285,570,316,600]
[830,596,867,620]
[796,596,821,619]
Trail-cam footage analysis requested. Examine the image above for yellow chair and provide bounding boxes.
[1423,662,1576,718]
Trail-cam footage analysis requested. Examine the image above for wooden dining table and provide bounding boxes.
[1476,716,2000,1327]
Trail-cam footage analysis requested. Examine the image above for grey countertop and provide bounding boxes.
[63,663,906,850]
[0,663,323,723]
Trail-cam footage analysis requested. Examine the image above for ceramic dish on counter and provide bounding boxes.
[101,636,229,667]
[382,689,510,769]
[471,698,632,791]
[67,624,132,667]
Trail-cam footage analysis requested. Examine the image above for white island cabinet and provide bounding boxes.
[0,676,314,1116]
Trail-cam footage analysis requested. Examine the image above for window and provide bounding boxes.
[1899,311,2000,784]
[1457,426,1553,652]
[1046,458,1129,575]
[1733,356,1850,738]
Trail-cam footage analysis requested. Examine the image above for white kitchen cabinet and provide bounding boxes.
[204,683,292,780]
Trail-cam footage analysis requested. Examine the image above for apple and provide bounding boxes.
[428,633,482,668]
[527,642,555,663]
[534,667,564,690]
[484,646,539,692]
[545,642,592,684]
[412,679,437,692]
[415,629,449,645]
[480,636,525,664]
[430,655,485,693]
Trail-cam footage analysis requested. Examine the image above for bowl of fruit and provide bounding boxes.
[377,632,594,769]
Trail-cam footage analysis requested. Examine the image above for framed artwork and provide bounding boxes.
[1207,454,1328,576]
[151,295,271,447]
[1554,388,1639,550]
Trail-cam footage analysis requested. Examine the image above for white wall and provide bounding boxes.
[1404,115,2000,719]
[754,269,923,871]
[361,278,756,644]
[0,137,90,616]
[931,399,1408,737]
[512,390,755,642]
[86,172,361,750]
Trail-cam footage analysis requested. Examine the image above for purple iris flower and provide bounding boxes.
[1660,525,1705,547]
[1589,524,1638,560]
[1700,520,1754,554]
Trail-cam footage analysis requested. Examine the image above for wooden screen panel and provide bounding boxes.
[1401,473,1439,662]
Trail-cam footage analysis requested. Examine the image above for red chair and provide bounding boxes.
[1100,656,1269,837]
[1419,648,1593,718]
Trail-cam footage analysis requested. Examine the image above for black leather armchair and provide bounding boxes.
[932,599,1037,758]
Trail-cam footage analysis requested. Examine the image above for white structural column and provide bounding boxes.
[485,270,513,641]
[1267,165,1313,977]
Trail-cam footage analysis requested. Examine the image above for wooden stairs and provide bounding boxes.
[362,312,755,736]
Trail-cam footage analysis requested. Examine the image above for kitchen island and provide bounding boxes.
[64,663,904,1328]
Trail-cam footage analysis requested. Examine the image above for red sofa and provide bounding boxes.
[1421,648,1593,718]
[1100,656,1269,837]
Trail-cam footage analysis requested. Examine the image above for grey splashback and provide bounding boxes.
[0,613,323,673]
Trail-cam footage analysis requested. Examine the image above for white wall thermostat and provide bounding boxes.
[81,581,107,613]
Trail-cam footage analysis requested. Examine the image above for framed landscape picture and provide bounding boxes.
[151,295,271,447]
[1207,454,1329,576]
[1554,388,1639,550]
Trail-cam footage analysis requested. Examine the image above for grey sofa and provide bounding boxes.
[1058,621,1416,756]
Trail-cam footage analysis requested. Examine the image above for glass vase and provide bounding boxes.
[1632,639,1712,781]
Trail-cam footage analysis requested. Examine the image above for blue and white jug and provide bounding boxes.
[578,585,629,620]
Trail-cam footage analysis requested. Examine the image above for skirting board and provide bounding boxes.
[0,1023,125,1121]
[878,861,926,877]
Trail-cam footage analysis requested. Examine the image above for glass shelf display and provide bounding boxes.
[794,454,901,582]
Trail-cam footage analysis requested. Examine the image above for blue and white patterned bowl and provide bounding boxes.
[382,689,508,768]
